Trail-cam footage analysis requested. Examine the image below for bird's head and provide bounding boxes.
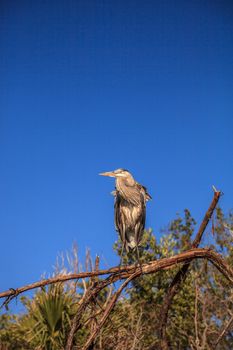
[99,168,132,179]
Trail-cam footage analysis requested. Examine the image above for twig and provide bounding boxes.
[192,189,221,247]
[194,281,200,349]
[0,266,128,301]
[213,315,233,349]
[131,309,143,350]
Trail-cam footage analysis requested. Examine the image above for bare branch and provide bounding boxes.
[81,272,139,350]
[192,190,222,247]
[213,315,233,349]
[1,249,232,308]
[159,189,222,350]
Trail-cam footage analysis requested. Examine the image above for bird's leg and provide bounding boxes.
[136,245,143,274]
[119,241,125,267]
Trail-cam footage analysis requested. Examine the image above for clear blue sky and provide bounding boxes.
[0,0,233,304]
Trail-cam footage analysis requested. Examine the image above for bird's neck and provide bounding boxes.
[116,176,135,189]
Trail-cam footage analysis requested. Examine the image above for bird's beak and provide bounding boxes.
[99,171,116,177]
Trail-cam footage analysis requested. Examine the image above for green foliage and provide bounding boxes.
[1,208,232,349]
[0,285,78,350]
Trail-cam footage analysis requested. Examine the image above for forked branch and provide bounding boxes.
[158,188,222,350]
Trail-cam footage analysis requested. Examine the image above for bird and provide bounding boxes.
[99,168,152,263]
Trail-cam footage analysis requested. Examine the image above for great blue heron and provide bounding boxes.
[99,168,152,263]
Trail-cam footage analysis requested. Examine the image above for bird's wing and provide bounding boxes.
[135,194,146,245]
[116,183,141,206]
[114,193,126,244]
[136,183,152,201]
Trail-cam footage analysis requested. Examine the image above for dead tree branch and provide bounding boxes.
[65,271,124,350]
[158,189,222,350]
[213,314,233,349]
[81,272,139,350]
[1,249,232,309]
[1,248,231,307]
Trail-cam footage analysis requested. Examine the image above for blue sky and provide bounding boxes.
[0,0,233,308]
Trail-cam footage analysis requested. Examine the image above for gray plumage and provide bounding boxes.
[100,168,151,253]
